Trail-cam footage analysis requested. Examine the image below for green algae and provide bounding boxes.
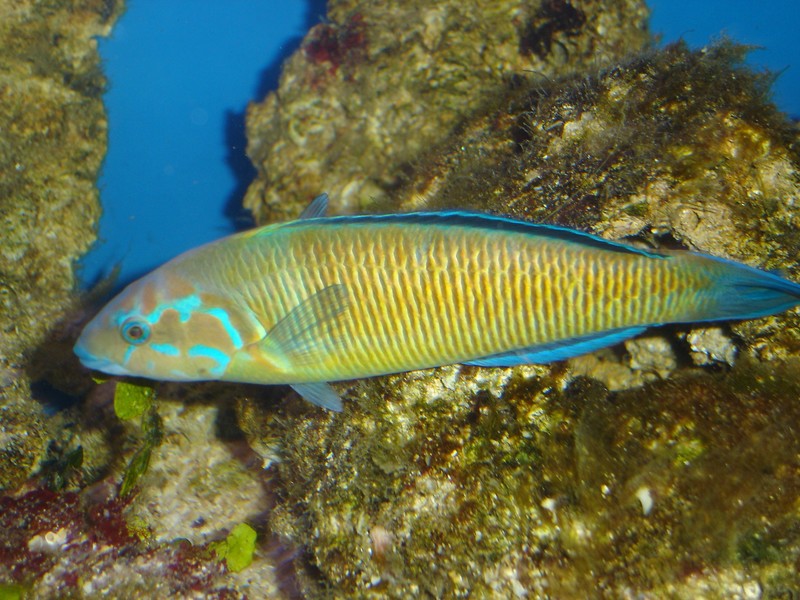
[212,523,257,573]
[0,584,23,600]
[114,381,155,421]
[112,382,162,498]
[119,441,152,499]
[119,400,162,498]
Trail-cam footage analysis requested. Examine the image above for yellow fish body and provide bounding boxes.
[74,194,800,410]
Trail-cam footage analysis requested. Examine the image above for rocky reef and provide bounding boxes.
[240,1,800,598]
[244,0,649,222]
[0,0,121,494]
[0,1,286,597]
[239,357,800,597]
[3,0,800,597]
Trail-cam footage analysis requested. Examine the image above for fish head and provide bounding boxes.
[74,268,264,381]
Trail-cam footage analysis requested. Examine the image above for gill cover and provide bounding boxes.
[74,273,265,381]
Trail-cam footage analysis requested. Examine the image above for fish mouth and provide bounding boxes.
[73,342,130,376]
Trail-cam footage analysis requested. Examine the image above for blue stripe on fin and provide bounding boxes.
[291,382,342,412]
[465,326,648,367]
[288,209,664,259]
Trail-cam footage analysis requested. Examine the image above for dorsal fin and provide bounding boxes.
[298,193,329,219]
[289,208,664,259]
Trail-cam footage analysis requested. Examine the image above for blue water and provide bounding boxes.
[649,0,799,115]
[79,1,799,291]
[80,1,325,289]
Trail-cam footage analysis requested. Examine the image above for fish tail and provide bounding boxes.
[693,253,800,322]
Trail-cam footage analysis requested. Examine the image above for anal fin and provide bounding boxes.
[465,326,648,367]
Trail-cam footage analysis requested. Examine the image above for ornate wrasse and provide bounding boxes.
[74,194,800,411]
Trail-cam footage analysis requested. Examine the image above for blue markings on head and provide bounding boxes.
[105,290,246,381]
[122,345,135,367]
[148,294,203,324]
[111,295,202,332]
[204,307,244,349]
[188,344,231,377]
[150,343,181,357]
[119,296,243,350]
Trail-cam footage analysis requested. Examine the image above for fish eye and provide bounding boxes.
[120,318,151,345]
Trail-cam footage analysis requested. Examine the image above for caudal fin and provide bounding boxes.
[696,253,800,322]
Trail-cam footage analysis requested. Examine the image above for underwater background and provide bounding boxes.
[80,0,799,291]
[1,0,800,597]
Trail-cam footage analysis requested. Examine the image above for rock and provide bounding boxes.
[244,0,649,222]
[240,4,800,595]
[686,326,738,366]
[0,0,122,491]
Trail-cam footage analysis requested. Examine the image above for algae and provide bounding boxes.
[212,522,257,573]
[113,380,155,421]
[0,584,23,600]
[118,402,161,498]
[111,381,161,500]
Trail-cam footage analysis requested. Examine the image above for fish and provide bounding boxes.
[74,194,800,411]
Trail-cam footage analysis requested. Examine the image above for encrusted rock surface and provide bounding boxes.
[5,0,800,597]
[241,357,800,598]
[0,2,289,597]
[0,0,121,491]
[128,400,269,545]
[245,0,649,222]
[240,1,800,597]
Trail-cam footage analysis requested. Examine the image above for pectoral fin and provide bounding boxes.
[259,284,350,368]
